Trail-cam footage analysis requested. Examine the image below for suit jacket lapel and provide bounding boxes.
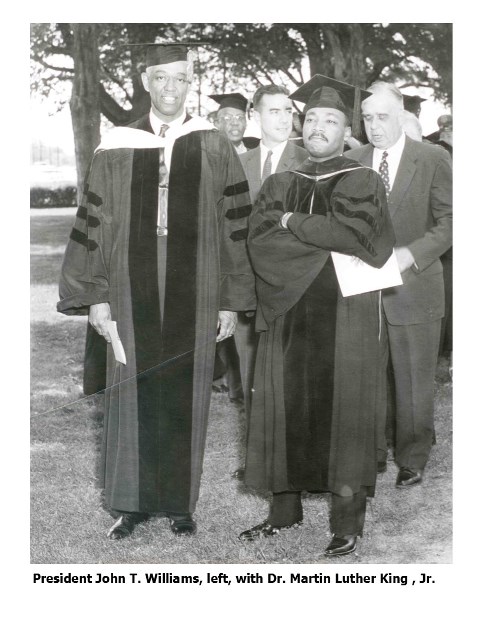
[355,145,373,167]
[276,141,295,172]
[389,138,417,218]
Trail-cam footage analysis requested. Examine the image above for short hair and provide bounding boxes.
[367,81,404,108]
[253,84,290,110]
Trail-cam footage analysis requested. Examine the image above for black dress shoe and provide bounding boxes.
[169,514,197,536]
[238,519,302,541]
[231,467,245,480]
[324,535,357,557]
[396,467,423,488]
[377,461,387,474]
[107,513,148,540]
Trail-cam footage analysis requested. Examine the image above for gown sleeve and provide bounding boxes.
[57,150,112,316]
[214,133,256,311]
[285,167,395,268]
[247,168,395,329]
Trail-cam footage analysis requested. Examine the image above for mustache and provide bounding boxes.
[307,131,328,142]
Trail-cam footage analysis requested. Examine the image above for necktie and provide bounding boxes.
[157,123,169,236]
[261,150,273,183]
[379,150,391,199]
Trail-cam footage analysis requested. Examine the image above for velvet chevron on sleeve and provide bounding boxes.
[57,122,255,515]
[244,155,394,499]
[58,151,112,315]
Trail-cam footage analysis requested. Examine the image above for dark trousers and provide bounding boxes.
[269,489,368,537]
[385,319,442,471]
[215,337,243,400]
[233,312,258,419]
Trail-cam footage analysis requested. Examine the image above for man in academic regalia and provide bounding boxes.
[58,43,255,539]
[210,93,259,154]
[239,75,395,557]
[209,92,258,405]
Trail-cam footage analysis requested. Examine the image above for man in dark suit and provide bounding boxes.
[347,81,452,488]
[230,85,307,478]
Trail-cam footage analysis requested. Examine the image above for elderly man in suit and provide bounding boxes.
[347,81,452,488]
[228,85,307,479]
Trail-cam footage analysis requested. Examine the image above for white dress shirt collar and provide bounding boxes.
[149,109,187,136]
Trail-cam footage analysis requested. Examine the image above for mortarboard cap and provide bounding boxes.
[291,74,371,139]
[127,42,205,68]
[209,93,250,113]
[402,94,427,115]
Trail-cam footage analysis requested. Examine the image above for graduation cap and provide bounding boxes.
[209,93,250,114]
[126,42,206,68]
[402,94,427,116]
[291,74,371,139]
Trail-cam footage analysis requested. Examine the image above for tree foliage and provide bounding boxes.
[31,22,452,122]
[30,22,452,200]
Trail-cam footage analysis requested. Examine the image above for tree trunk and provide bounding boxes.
[69,24,100,206]
[346,24,366,87]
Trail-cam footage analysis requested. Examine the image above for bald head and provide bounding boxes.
[438,114,453,130]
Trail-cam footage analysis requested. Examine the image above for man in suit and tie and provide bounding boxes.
[230,85,307,479]
[240,85,307,203]
[347,81,452,488]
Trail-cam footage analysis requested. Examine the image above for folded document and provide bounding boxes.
[331,251,403,297]
[106,320,126,365]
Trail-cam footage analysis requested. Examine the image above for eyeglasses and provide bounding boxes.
[218,114,246,122]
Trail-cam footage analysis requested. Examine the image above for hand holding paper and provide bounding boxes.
[331,251,403,297]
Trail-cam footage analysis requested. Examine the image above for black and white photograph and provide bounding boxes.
[23,12,472,618]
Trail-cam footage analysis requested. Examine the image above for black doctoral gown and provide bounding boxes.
[58,118,255,514]
[245,156,395,498]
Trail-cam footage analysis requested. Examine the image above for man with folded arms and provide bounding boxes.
[239,75,395,557]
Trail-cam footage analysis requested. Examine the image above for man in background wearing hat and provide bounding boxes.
[239,76,395,556]
[211,93,259,154]
[210,93,258,407]
[402,93,426,119]
[347,81,452,489]
[58,43,255,539]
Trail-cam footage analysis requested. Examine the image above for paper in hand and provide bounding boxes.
[331,251,403,297]
[106,320,127,365]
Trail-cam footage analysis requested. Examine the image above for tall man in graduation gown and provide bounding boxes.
[58,44,255,539]
[239,76,395,557]
[347,82,452,488]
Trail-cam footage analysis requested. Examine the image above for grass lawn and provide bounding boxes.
[30,208,452,564]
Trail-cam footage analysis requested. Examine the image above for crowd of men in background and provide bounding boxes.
[58,43,452,557]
